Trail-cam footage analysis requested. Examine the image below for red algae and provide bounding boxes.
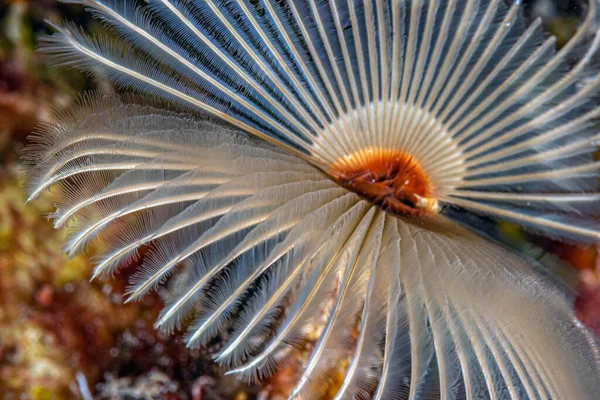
[328,148,439,217]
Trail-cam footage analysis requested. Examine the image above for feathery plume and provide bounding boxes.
[25,0,600,398]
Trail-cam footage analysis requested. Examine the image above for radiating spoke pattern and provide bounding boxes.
[26,96,600,399]
[38,0,600,241]
[24,0,600,398]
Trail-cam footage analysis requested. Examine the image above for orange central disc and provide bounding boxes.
[328,148,438,217]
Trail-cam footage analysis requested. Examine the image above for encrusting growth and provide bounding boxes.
[24,0,600,399]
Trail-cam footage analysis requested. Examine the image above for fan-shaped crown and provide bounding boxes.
[25,0,600,398]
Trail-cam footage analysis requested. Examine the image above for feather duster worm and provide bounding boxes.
[24,0,600,398]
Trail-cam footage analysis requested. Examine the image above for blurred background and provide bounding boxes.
[0,0,598,399]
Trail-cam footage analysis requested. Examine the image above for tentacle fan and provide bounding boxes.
[25,0,600,398]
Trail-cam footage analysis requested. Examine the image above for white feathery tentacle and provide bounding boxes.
[396,221,436,400]
[430,220,600,399]
[177,188,353,346]
[227,200,371,381]
[123,172,335,302]
[291,208,383,399]
[333,217,394,400]
[372,218,407,400]
[214,193,361,366]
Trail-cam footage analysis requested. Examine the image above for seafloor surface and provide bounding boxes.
[0,0,598,399]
